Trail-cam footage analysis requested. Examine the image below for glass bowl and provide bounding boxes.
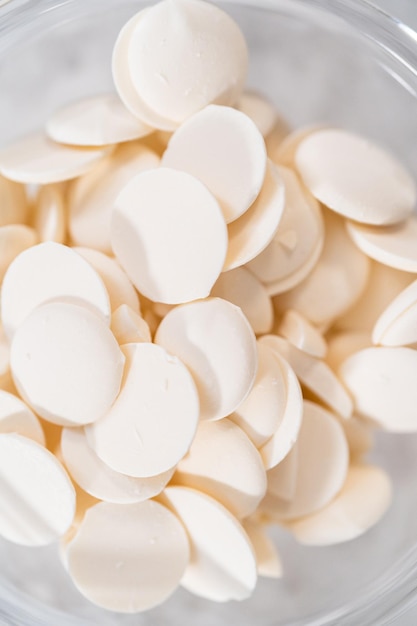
[1,0,417,624]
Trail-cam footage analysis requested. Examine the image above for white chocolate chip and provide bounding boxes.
[247,166,324,293]
[66,500,190,612]
[0,133,111,185]
[0,433,75,546]
[69,141,159,254]
[211,267,273,335]
[261,334,353,419]
[162,486,257,602]
[111,304,151,345]
[274,211,370,327]
[258,351,303,469]
[85,342,199,477]
[0,390,45,445]
[111,168,227,304]
[155,298,257,421]
[277,309,327,358]
[346,214,417,273]
[74,247,140,313]
[11,302,124,426]
[265,445,298,503]
[175,418,267,519]
[162,105,266,223]
[287,464,391,546]
[1,242,111,338]
[259,401,349,521]
[224,160,285,270]
[373,278,417,346]
[296,129,416,225]
[125,1,248,125]
[61,427,174,504]
[339,346,417,432]
[237,91,278,138]
[46,93,153,147]
[242,519,282,579]
[230,342,287,449]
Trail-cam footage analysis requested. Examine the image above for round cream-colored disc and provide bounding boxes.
[260,401,349,520]
[373,278,417,346]
[346,215,417,273]
[174,418,267,519]
[275,211,370,327]
[277,309,327,358]
[61,427,174,504]
[66,500,190,613]
[155,298,257,421]
[288,464,391,546]
[161,486,257,602]
[111,168,227,304]
[85,342,199,477]
[0,175,28,226]
[261,334,353,419]
[0,224,37,283]
[0,433,75,546]
[74,247,140,313]
[246,166,324,292]
[33,184,66,243]
[265,445,298,503]
[1,242,111,338]
[11,302,124,426]
[339,346,417,432]
[46,93,153,147]
[162,105,266,223]
[237,91,277,138]
[295,129,416,225]
[210,267,273,335]
[242,519,282,579]
[69,142,159,254]
[112,11,178,131]
[126,1,248,125]
[258,351,303,469]
[111,304,151,345]
[224,160,285,270]
[0,390,45,445]
[342,416,375,461]
[0,132,110,185]
[230,342,287,448]
[335,261,414,333]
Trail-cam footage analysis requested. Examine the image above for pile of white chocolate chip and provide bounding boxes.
[0,0,416,614]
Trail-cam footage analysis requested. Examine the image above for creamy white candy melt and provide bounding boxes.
[46,93,153,147]
[85,342,199,477]
[295,129,416,225]
[0,433,75,546]
[125,0,248,126]
[155,298,258,421]
[1,242,111,339]
[174,418,267,519]
[10,302,124,426]
[111,168,228,304]
[66,500,190,613]
[162,104,267,223]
